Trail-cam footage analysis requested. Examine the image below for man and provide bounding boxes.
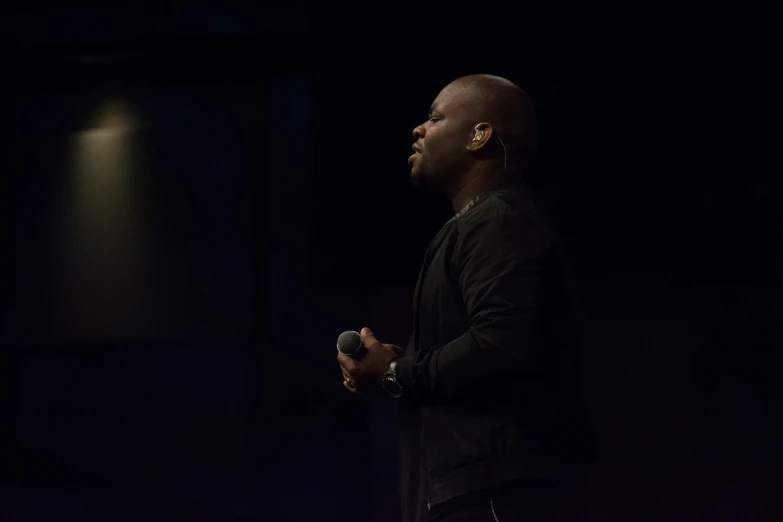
[338,75,593,521]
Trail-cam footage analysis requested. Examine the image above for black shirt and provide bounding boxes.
[394,187,592,522]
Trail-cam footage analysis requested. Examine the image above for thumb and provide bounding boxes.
[360,327,376,345]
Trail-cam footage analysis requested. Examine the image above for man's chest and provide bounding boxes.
[412,229,468,349]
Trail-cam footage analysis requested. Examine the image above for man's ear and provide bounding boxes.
[466,122,493,151]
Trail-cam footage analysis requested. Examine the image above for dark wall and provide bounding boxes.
[0,8,311,520]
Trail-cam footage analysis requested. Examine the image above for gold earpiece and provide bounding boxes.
[473,130,484,141]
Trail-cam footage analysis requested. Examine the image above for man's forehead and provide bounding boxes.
[432,83,477,112]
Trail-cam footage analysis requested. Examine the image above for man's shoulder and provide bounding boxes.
[459,189,551,239]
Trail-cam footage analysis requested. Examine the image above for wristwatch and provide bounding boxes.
[382,360,403,398]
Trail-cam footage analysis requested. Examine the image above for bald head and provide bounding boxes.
[452,74,539,177]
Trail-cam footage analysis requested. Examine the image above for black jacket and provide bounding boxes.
[394,188,593,521]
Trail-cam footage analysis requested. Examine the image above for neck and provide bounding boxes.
[448,165,512,214]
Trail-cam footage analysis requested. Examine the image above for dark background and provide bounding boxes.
[1,8,779,522]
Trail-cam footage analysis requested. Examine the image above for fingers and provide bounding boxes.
[338,351,361,394]
[343,380,361,394]
[338,352,357,382]
[337,351,356,370]
[341,366,360,394]
[342,365,359,393]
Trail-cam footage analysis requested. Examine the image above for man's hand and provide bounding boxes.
[337,327,401,394]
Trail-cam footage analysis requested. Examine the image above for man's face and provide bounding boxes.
[409,83,475,191]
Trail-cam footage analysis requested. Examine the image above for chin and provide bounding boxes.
[409,168,423,187]
[410,170,440,194]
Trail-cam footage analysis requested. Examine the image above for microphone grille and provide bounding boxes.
[337,330,363,356]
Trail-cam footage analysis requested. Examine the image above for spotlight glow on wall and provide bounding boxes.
[61,96,152,340]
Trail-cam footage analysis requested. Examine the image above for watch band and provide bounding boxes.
[382,360,403,398]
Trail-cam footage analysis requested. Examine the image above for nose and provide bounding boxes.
[412,123,425,140]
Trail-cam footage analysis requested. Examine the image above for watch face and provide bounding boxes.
[383,378,403,397]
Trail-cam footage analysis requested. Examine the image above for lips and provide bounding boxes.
[408,144,422,165]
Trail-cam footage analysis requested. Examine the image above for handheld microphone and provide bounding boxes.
[337,330,367,359]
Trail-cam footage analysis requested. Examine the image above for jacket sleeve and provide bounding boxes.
[394,210,550,396]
